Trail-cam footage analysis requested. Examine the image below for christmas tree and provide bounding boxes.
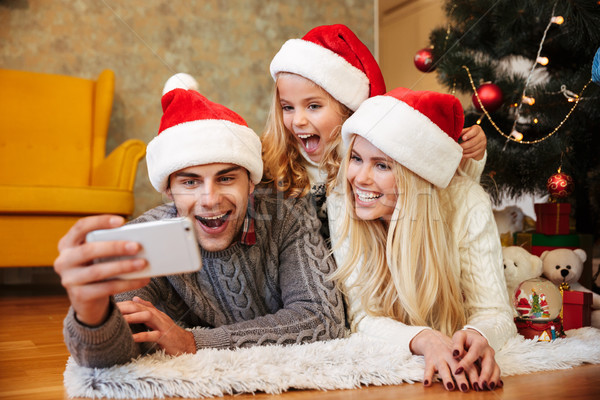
[530,289,542,318]
[428,0,600,235]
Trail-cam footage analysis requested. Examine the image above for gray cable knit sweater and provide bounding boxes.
[63,191,345,368]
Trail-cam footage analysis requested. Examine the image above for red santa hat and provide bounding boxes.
[269,24,386,111]
[146,73,263,193]
[341,87,464,188]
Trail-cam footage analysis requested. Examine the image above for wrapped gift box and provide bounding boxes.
[514,231,594,289]
[562,290,592,331]
[534,203,571,235]
[514,231,580,256]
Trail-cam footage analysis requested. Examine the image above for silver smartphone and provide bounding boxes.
[85,217,202,279]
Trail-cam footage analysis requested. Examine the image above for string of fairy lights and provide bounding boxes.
[465,65,592,145]
[412,0,600,200]
[436,1,593,146]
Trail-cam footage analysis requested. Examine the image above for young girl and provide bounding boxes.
[329,87,516,392]
[261,24,487,237]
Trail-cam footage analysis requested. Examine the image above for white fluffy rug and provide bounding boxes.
[64,327,600,399]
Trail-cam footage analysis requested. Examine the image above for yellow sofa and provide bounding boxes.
[0,69,146,267]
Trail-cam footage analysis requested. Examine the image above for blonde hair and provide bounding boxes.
[261,73,351,198]
[331,135,467,336]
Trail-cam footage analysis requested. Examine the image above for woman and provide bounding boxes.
[328,87,516,392]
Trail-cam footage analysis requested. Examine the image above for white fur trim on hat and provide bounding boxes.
[162,73,200,96]
[341,96,463,188]
[270,39,370,111]
[147,119,263,192]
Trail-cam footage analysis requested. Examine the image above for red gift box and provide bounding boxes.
[534,203,571,235]
[562,290,592,331]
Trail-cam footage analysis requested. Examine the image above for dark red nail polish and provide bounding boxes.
[455,367,464,374]
[423,380,429,386]
[453,350,459,357]
[499,379,504,388]
[483,381,489,390]
[446,382,454,391]
[460,383,468,392]
[490,382,496,390]
[473,382,480,391]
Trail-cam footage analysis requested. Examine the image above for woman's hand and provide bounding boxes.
[409,329,471,392]
[452,329,502,391]
[460,125,487,161]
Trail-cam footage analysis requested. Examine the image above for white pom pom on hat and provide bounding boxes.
[162,72,200,95]
[146,73,263,193]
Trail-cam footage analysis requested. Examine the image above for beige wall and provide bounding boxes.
[0,0,375,217]
[379,0,470,104]
[379,0,445,91]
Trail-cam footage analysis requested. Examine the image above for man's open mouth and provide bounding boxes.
[195,211,231,229]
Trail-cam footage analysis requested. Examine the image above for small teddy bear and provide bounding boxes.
[541,248,600,328]
[502,246,543,316]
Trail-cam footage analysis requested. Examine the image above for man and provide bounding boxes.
[54,74,345,368]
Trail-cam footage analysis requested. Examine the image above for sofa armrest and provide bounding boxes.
[92,139,146,190]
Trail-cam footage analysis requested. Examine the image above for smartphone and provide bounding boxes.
[85,217,202,279]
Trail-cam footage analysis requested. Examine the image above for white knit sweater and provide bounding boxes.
[327,156,516,355]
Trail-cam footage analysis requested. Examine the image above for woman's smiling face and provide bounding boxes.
[346,135,398,222]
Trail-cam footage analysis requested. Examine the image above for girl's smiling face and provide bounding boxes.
[346,135,398,222]
[277,74,345,163]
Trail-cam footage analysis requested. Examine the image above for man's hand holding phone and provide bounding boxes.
[54,215,150,327]
[54,215,202,328]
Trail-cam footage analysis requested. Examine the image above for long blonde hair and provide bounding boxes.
[261,73,351,198]
[331,136,467,336]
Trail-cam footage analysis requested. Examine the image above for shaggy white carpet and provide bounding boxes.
[64,327,600,399]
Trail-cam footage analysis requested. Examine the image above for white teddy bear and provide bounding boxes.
[502,246,543,316]
[541,248,600,328]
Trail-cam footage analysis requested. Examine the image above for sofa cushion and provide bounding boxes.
[0,185,135,215]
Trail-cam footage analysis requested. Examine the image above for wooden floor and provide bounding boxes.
[1,284,600,400]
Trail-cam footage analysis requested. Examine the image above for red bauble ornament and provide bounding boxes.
[472,83,503,112]
[546,170,574,199]
[414,48,435,73]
